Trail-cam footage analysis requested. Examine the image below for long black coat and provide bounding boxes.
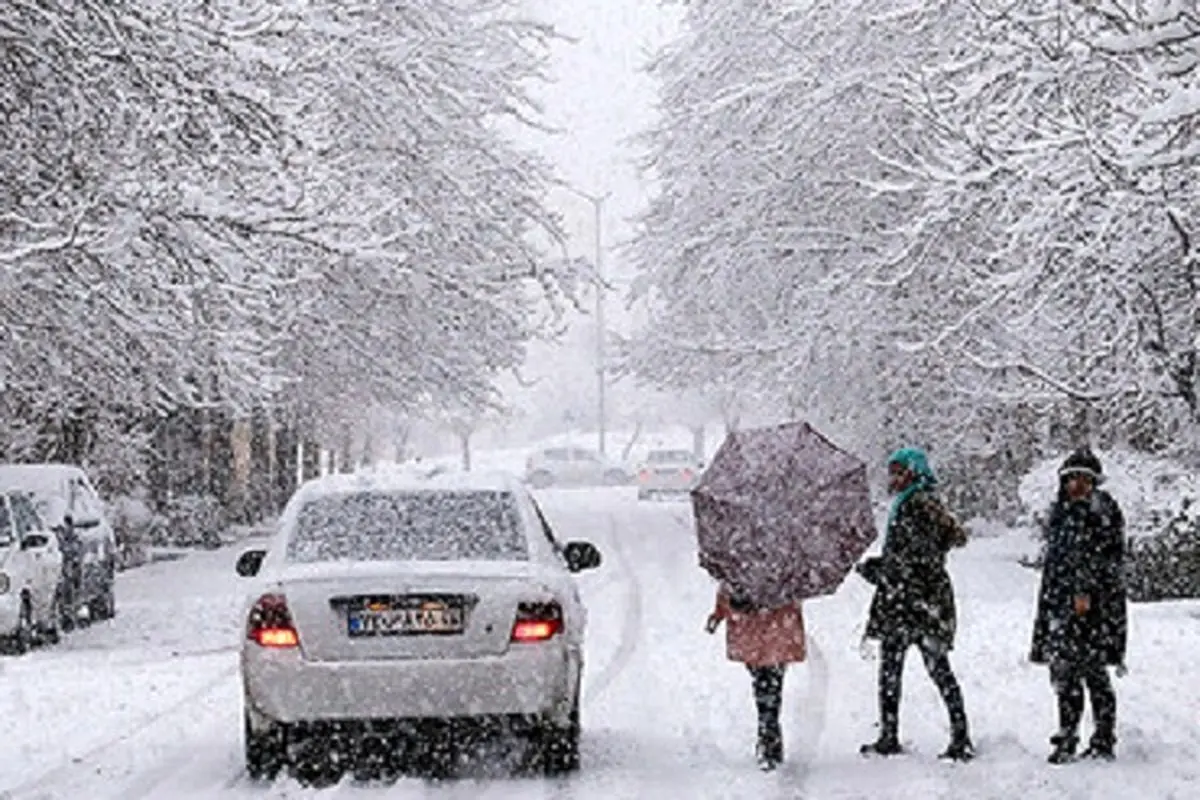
[861,491,967,650]
[1030,490,1127,667]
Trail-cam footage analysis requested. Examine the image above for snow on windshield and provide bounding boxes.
[287,490,528,563]
[648,450,694,464]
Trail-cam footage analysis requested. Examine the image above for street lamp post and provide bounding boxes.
[562,184,610,456]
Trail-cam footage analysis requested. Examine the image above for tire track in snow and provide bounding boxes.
[786,632,829,789]
[583,518,643,706]
[2,663,238,800]
[102,750,203,800]
[53,644,239,671]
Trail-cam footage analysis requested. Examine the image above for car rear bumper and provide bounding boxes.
[242,641,576,725]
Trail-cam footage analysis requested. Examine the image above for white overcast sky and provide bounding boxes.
[522,0,681,295]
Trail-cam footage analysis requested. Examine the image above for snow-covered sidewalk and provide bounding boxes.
[0,488,1196,798]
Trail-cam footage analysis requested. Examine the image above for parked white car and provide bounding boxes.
[0,489,64,653]
[524,446,630,488]
[236,471,603,780]
[636,449,703,500]
[0,464,118,628]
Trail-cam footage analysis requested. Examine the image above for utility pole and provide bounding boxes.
[562,184,611,456]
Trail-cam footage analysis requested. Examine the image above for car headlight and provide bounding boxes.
[0,573,9,595]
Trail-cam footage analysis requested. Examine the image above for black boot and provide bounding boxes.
[1048,731,1078,764]
[860,731,903,757]
[756,726,783,771]
[1081,732,1115,761]
[939,733,975,762]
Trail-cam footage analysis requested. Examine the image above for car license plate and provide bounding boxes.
[346,597,466,637]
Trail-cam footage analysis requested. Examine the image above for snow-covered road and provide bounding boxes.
[2,489,1197,799]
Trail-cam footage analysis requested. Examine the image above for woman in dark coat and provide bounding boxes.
[1031,448,1127,763]
[856,447,973,760]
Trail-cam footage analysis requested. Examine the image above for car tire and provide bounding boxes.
[2,595,34,656]
[539,697,581,775]
[244,711,287,781]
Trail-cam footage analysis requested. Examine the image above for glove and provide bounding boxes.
[858,636,878,662]
[856,557,882,585]
[1114,663,1127,678]
[704,614,721,634]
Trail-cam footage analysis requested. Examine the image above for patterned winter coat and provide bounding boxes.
[1030,490,1127,667]
[861,491,968,650]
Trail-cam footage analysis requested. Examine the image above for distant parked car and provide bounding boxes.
[0,464,117,629]
[636,449,703,500]
[524,447,630,489]
[0,489,64,653]
[236,471,602,781]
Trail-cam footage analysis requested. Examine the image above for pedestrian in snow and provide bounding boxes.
[856,447,974,761]
[1030,448,1128,764]
[706,582,806,771]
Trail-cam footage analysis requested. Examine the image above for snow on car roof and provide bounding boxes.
[0,463,79,494]
[294,468,527,502]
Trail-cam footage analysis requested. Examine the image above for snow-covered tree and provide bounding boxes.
[1,1,296,475]
[881,0,1200,443]
[627,0,963,460]
[631,0,1200,496]
[1,0,579,499]
[252,0,575,437]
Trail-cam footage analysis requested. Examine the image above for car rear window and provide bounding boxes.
[648,450,694,464]
[288,490,529,563]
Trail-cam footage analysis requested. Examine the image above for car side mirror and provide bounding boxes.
[236,549,267,577]
[563,541,602,573]
[21,533,51,551]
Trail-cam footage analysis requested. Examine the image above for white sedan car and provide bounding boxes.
[236,471,602,780]
[636,449,703,500]
[0,489,64,653]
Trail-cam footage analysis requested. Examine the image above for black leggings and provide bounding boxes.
[1050,660,1115,741]
[748,665,785,743]
[878,638,968,739]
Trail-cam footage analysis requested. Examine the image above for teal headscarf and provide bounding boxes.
[887,446,937,524]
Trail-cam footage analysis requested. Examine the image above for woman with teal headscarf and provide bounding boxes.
[856,447,974,760]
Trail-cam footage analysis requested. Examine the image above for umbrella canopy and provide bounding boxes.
[692,421,877,605]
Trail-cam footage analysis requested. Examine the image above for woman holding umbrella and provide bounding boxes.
[691,421,882,769]
[706,584,806,771]
[856,447,974,761]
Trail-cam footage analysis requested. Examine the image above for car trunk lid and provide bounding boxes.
[279,561,552,662]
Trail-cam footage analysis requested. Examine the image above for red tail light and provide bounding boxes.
[247,593,300,649]
[682,469,694,480]
[638,469,650,482]
[511,601,563,643]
